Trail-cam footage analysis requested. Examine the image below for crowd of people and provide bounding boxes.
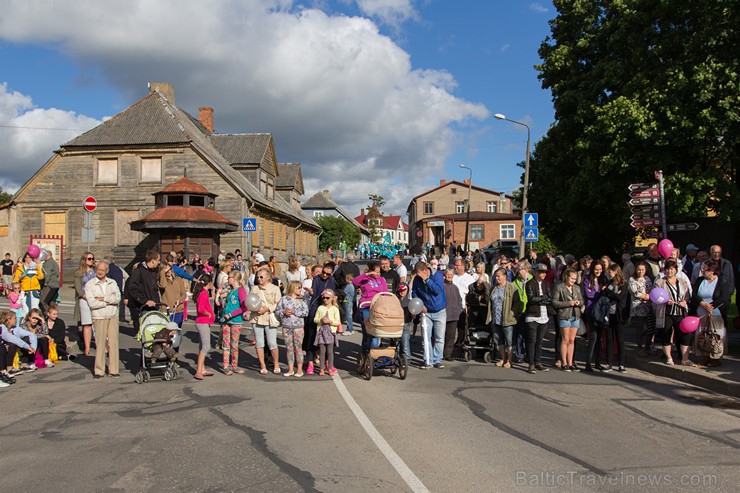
[0,241,736,388]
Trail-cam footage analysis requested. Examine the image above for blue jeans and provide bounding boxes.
[343,284,356,333]
[421,309,446,365]
[361,308,380,352]
[492,324,514,349]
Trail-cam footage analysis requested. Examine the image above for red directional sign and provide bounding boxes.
[630,188,660,199]
[631,218,662,228]
[83,196,97,212]
[629,196,660,206]
[630,212,660,221]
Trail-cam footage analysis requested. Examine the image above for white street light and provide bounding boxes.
[494,113,531,259]
[459,164,472,253]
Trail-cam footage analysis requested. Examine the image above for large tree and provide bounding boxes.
[0,186,11,204]
[529,0,738,255]
[316,215,360,253]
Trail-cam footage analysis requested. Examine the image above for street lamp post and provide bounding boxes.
[494,113,531,260]
[459,164,472,254]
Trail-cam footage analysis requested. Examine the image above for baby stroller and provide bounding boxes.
[461,301,495,363]
[355,292,408,380]
[134,306,180,383]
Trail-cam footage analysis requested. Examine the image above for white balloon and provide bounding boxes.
[171,331,182,348]
[408,298,424,316]
[37,249,49,262]
[246,293,263,312]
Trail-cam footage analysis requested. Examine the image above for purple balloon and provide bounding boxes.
[679,316,700,334]
[649,287,669,304]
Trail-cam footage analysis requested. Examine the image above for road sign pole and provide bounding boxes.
[656,170,668,239]
[86,211,91,253]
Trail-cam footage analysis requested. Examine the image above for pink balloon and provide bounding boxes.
[649,287,669,304]
[658,239,674,259]
[27,244,40,258]
[679,316,700,334]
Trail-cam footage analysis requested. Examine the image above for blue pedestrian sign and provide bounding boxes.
[242,218,256,232]
[523,213,538,227]
[524,227,539,242]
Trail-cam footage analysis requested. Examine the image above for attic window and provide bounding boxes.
[451,188,457,194]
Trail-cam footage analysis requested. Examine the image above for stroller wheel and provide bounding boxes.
[398,354,408,380]
[483,351,492,364]
[142,371,151,383]
[463,350,472,362]
[363,355,373,381]
[172,368,179,379]
[355,352,365,374]
[134,372,144,384]
[164,368,174,381]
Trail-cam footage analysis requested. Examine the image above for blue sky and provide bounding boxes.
[0,0,555,216]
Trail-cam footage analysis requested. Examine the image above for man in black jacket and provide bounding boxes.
[379,255,400,295]
[334,253,360,335]
[125,251,161,334]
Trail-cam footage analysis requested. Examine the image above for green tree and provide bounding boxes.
[530,0,738,256]
[0,186,12,204]
[316,215,360,253]
[367,194,386,243]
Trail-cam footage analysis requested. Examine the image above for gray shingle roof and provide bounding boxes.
[56,90,317,230]
[276,163,302,193]
[210,134,271,165]
[64,94,191,147]
[302,190,336,209]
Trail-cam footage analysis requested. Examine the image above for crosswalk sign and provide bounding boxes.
[242,218,256,232]
[524,227,539,242]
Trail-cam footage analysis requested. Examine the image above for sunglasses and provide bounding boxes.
[86,257,95,261]
[322,296,332,300]
[257,275,267,279]
[321,271,332,276]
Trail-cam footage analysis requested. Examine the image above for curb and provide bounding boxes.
[623,352,740,398]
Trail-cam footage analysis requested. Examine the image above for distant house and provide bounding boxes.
[406,179,519,254]
[5,82,320,276]
[302,190,369,244]
[355,207,408,245]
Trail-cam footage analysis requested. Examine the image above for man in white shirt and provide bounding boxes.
[452,257,476,346]
[393,254,408,283]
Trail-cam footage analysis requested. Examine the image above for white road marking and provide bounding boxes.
[333,374,430,493]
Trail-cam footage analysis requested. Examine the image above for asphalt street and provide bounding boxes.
[2,298,739,493]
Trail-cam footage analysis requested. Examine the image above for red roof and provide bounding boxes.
[355,209,408,231]
[159,177,213,195]
[134,206,237,225]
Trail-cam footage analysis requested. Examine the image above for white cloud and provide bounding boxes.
[0,83,100,193]
[0,0,488,215]
[499,43,510,53]
[529,3,549,14]
[355,0,418,27]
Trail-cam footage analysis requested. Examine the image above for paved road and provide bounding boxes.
[2,299,739,492]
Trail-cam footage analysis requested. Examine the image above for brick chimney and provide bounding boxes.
[199,107,214,133]
[148,82,175,103]
[440,179,446,186]
[463,179,470,185]
[360,208,365,216]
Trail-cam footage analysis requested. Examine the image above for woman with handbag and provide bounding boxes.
[653,260,691,366]
[691,261,732,367]
[628,262,655,357]
[251,266,282,374]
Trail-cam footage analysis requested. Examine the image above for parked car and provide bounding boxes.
[481,240,519,262]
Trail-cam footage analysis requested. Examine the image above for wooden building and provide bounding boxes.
[6,82,320,276]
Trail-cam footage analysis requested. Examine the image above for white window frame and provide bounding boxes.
[140,157,162,183]
[313,210,324,218]
[500,224,515,240]
[470,225,484,240]
[487,201,497,213]
[423,202,433,215]
[97,158,118,185]
[456,201,466,214]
